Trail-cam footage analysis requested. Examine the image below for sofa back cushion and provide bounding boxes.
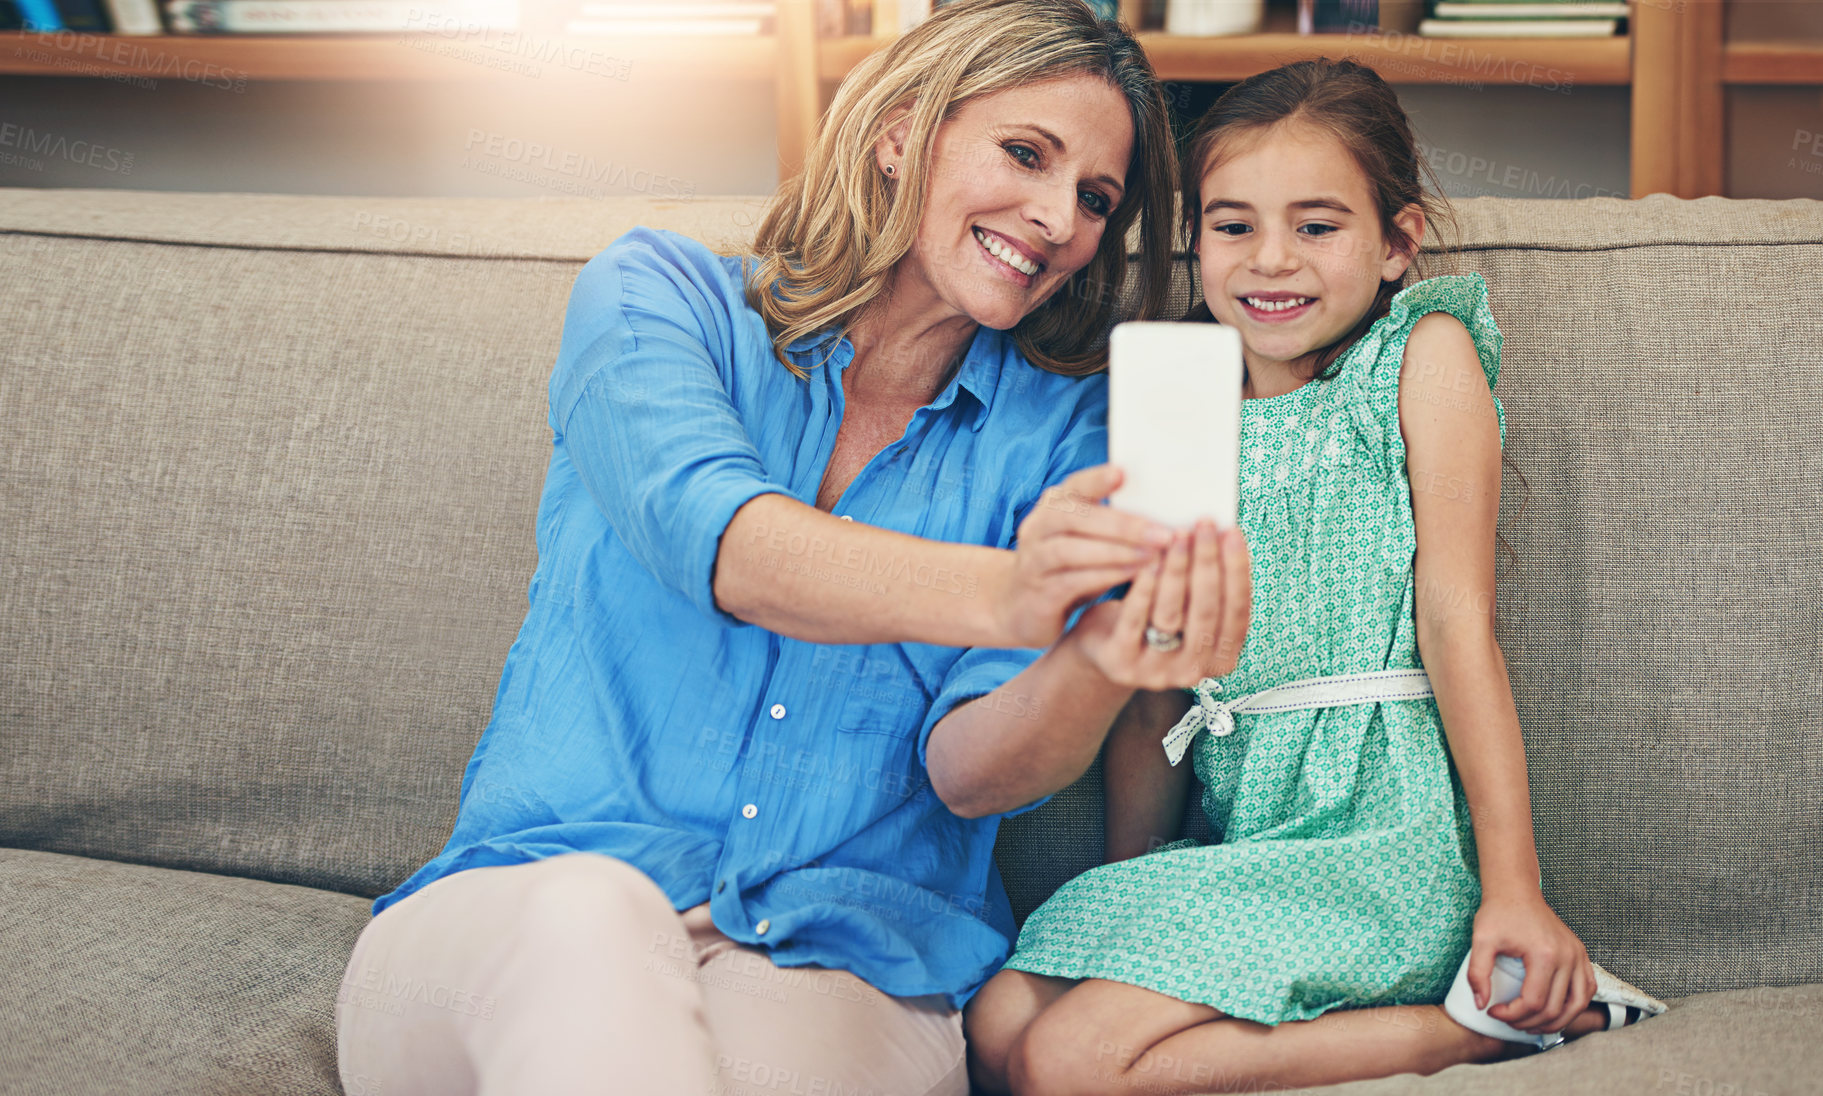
[0,192,761,902]
[1,190,1818,1001]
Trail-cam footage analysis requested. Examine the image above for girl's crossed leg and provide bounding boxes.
[965,968,1513,1096]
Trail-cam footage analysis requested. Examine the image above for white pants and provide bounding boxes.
[336,851,969,1096]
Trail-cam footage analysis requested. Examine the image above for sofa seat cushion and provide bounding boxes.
[2,846,1818,1094]
[1272,981,1823,1095]
[0,847,363,1096]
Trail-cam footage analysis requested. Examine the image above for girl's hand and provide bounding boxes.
[995,464,1181,649]
[1064,507,1251,692]
[1468,891,1595,1036]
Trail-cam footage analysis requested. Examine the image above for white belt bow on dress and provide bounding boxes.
[1162,668,1436,766]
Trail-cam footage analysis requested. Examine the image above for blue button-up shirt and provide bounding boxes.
[373,227,1110,1009]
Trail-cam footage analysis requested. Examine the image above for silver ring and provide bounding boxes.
[1144,625,1183,652]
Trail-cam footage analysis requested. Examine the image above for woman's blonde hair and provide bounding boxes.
[745,0,1175,379]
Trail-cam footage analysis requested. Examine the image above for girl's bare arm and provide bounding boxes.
[1399,312,1540,896]
[1102,688,1197,864]
[1400,310,1593,1036]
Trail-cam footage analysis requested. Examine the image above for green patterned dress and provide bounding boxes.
[1001,274,1507,1025]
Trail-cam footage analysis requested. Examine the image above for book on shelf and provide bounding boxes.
[573,1,773,13]
[562,18,767,34]
[1418,15,1619,36]
[8,0,110,30]
[1,0,159,33]
[104,0,162,33]
[891,0,1117,32]
[1432,1,1625,15]
[1419,0,1623,37]
[561,0,775,37]
[1302,0,1378,34]
[164,0,516,32]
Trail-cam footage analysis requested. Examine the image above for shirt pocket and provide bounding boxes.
[834,646,931,737]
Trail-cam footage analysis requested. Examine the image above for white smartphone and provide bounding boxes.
[1108,321,1244,530]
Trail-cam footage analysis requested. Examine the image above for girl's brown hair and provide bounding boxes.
[745,0,1176,379]
[1181,58,1529,571]
[1178,57,1459,384]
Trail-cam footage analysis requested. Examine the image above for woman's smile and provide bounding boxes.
[885,72,1132,334]
[973,226,1045,283]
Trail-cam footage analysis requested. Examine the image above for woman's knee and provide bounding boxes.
[510,853,681,952]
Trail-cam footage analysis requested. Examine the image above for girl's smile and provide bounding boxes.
[1194,120,1420,393]
[1236,292,1317,323]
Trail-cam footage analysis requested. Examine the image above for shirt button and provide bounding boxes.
[770,704,786,719]
[741,803,758,819]
[839,515,853,522]
[716,879,727,893]
[755,919,771,935]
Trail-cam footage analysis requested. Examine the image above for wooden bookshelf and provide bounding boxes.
[1136,30,1628,86]
[816,32,891,78]
[814,12,1629,86]
[2,0,1812,198]
[1133,1,1629,86]
[1630,0,1723,197]
[1722,41,1823,84]
[810,4,1630,184]
[0,31,777,82]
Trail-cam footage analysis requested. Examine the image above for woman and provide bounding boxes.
[334,2,1251,1094]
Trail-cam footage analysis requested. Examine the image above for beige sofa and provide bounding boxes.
[2,186,1820,1096]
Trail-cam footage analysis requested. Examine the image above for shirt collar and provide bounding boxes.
[786,326,1007,433]
[929,326,1003,433]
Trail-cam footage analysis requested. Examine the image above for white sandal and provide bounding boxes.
[1442,952,1668,1050]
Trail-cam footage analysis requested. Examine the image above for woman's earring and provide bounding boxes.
[884,164,896,177]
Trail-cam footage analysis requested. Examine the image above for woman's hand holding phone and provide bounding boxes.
[1065,320,1251,689]
[995,463,1251,690]
[995,321,1249,685]
[1067,500,1251,691]
[993,463,1172,649]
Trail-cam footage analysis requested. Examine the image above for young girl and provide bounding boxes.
[963,59,1665,1095]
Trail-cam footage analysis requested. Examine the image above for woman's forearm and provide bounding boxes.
[925,632,1134,819]
[1421,620,1544,899]
[713,492,1014,648]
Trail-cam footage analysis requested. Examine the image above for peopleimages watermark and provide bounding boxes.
[461,128,696,200]
[402,7,633,81]
[643,929,875,1008]
[0,121,133,175]
[337,962,497,1020]
[1342,22,1574,94]
[1655,1067,1773,1096]
[742,521,981,599]
[343,1073,384,1096]
[709,1054,895,1096]
[7,30,248,90]
[347,210,578,288]
[1417,141,1625,200]
[697,728,934,801]
[1788,128,1823,177]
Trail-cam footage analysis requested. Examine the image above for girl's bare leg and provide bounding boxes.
[964,969,1081,1095]
[1008,977,1517,1096]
